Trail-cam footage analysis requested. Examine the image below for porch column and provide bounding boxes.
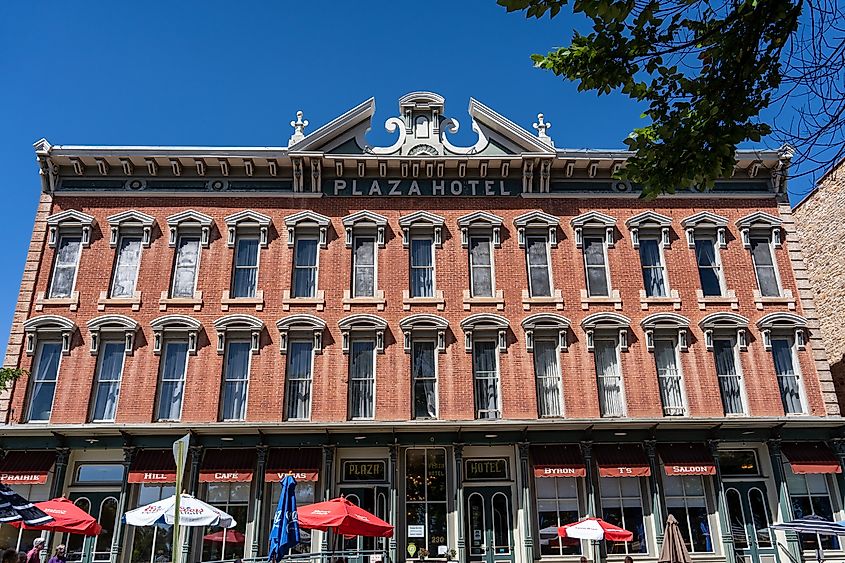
[517,443,534,563]
[580,441,602,563]
[454,443,465,563]
[707,440,735,563]
[828,439,845,510]
[768,439,802,563]
[184,445,203,563]
[250,445,268,559]
[109,446,136,563]
[645,440,665,548]
[45,447,71,553]
[321,445,335,552]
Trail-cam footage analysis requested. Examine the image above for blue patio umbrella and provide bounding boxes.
[269,474,300,561]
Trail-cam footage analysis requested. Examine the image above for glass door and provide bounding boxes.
[465,487,514,563]
[724,482,779,563]
[339,487,377,563]
[67,492,119,563]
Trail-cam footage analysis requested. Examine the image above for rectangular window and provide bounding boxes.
[91,341,126,422]
[784,464,840,551]
[171,235,200,298]
[202,483,249,562]
[48,235,82,298]
[406,448,448,557]
[231,236,259,298]
[663,475,713,552]
[285,340,314,420]
[156,341,188,421]
[292,236,318,298]
[410,237,435,298]
[110,235,142,298]
[221,340,250,421]
[595,339,624,417]
[713,339,744,415]
[536,477,582,556]
[349,339,375,419]
[527,236,552,297]
[654,339,685,416]
[584,237,609,297]
[600,477,647,554]
[695,239,723,297]
[26,341,62,422]
[412,340,437,419]
[639,238,667,297]
[469,236,494,297]
[268,479,315,555]
[751,238,780,297]
[534,340,562,417]
[352,236,376,298]
[130,484,177,563]
[472,340,500,419]
[772,338,804,414]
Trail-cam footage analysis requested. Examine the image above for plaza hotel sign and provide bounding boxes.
[326,178,522,197]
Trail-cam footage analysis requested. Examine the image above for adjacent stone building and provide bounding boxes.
[1,92,843,563]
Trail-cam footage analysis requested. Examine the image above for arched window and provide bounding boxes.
[460,314,510,420]
[700,313,750,415]
[150,315,201,355]
[213,314,264,354]
[757,313,809,414]
[339,314,388,420]
[641,313,691,416]
[520,313,570,352]
[338,314,388,353]
[582,313,631,418]
[23,315,76,356]
[276,314,326,354]
[86,314,139,356]
[399,315,448,420]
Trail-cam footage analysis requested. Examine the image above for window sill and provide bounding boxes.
[521,289,564,311]
[35,291,80,312]
[402,289,445,311]
[463,289,505,311]
[282,290,325,311]
[159,291,203,312]
[579,289,622,310]
[343,289,386,311]
[97,290,142,311]
[639,289,681,310]
[696,289,739,310]
[753,288,796,310]
[221,290,264,311]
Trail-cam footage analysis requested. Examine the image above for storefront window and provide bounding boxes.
[267,480,316,555]
[599,477,647,554]
[76,464,124,483]
[130,484,175,563]
[663,475,713,552]
[784,464,841,551]
[406,448,447,558]
[719,450,759,476]
[202,483,249,562]
[535,477,581,556]
[0,483,50,551]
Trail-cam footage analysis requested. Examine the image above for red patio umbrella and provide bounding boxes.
[203,529,246,544]
[9,497,102,536]
[558,518,633,541]
[297,496,393,537]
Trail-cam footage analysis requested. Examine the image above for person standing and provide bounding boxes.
[2,548,18,563]
[25,539,44,563]
[46,546,65,563]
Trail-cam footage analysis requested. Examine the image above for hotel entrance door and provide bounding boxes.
[465,487,514,563]
[724,482,779,563]
[339,486,390,563]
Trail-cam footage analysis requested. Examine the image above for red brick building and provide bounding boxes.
[1,92,843,563]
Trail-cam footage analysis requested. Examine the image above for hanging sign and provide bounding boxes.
[342,460,386,482]
[464,458,509,481]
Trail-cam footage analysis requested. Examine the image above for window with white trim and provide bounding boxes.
[639,238,667,297]
[410,236,435,298]
[412,340,437,419]
[352,235,376,298]
[156,340,189,421]
[26,341,62,422]
[231,236,259,299]
[285,340,314,421]
[343,211,387,303]
[90,341,126,422]
[695,238,724,297]
[292,236,319,298]
[600,477,647,554]
[171,235,201,299]
[469,236,494,297]
[750,237,780,297]
[221,340,250,421]
[109,234,143,299]
[663,474,713,552]
[771,336,805,414]
[349,339,376,420]
[49,235,82,299]
[526,236,552,297]
[583,237,610,297]
[536,477,582,556]
[654,338,685,416]
[130,484,176,563]
[533,339,563,417]
[472,339,501,419]
[783,463,840,551]
[595,337,624,417]
[713,338,745,415]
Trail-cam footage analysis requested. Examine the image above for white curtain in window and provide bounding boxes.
[353,238,375,297]
[285,341,313,420]
[533,340,562,417]
[157,341,188,421]
[410,238,434,298]
[595,340,624,417]
[412,341,437,418]
[172,236,200,298]
[772,339,802,413]
[27,342,62,421]
[470,237,493,297]
[527,237,552,297]
[111,236,142,298]
[349,340,375,419]
[639,239,666,297]
[49,236,82,298]
[654,340,684,415]
[293,238,318,298]
[714,339,743,414]
[222,342,250,421]
[92,341,125,421]
[232,238,259,298]
[473,340,500,419]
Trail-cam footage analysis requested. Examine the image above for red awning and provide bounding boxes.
[0,450,56,485]
[781,443,842,475]
[264,448,321,482]
[128,450,177,483]
[199,449,255,483]
[658,443,716,476]
[594,445,651,477]
[532,445,586,478]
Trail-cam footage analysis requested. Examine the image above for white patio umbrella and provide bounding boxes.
[124,493,237,528]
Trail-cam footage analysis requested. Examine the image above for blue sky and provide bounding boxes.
[0,1,815,346]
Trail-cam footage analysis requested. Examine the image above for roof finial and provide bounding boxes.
[533,113,553,146]
[288,111,309,147]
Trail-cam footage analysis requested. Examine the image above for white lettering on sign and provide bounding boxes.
[542,467,577,475]
[334,180,346,195]
[215,472,239,480]
[144,473,171,481]
[389,180,402,196]
[0,474,41,482]
[671,465,712,474]
[352,180,363,196]
[369,180,382,196]
[432,181,445,196]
